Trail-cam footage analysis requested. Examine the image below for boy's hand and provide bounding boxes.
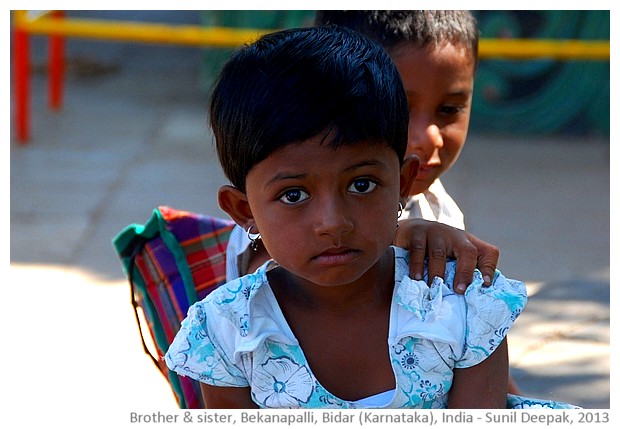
[393,218,500,294]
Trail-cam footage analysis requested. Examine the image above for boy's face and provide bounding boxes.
[241,136,415,288]
[391,42,475,196]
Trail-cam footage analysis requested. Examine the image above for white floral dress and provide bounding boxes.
[165,247,579,409]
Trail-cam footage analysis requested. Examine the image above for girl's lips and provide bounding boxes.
[312,247,361,266]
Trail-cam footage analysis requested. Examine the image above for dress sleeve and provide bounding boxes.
[164,300,249,387]
[454,270,527,368]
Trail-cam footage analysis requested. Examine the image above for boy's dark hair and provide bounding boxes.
[209,26,408,193]
[315,11,479,64]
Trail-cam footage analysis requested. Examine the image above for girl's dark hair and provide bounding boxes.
[209,26,408,192]
[315,11,479,66]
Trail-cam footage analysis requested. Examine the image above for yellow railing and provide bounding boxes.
[11,10,611,143]
[479,38,610,61]
[12,10,272,48]
[13,10,611,59]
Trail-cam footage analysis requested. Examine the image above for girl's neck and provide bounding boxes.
[266,247,397,401]
[269,247,395,313]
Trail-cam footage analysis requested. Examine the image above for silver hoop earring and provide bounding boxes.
[246,224,262,251]
[397,202,404,228]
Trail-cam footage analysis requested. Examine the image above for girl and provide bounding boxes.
[165,26,577,409]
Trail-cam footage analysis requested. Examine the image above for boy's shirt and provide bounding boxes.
[402,179,464,230]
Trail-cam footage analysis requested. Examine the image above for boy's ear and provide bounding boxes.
[399,155,420,200]
[218,185,255,230]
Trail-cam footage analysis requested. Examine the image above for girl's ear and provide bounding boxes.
[218,185,255,230]
[399,154,420,200]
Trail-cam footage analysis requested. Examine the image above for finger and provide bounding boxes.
[425,235,448,287]
[393,219,427,281]
[451,240,478,294]
[478,247,500,286]
[407,232,427,281]
[468,233,500,286]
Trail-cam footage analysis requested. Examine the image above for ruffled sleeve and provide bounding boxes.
[164,262,295,387]
[391,248,527,370]
[164,289,250,387]
[455,270,527,368]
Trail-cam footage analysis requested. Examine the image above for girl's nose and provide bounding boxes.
[314,197,354,239]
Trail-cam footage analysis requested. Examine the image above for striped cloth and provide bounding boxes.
[113,206,235,408]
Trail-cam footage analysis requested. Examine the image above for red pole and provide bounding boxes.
[13,26,30,143]
[48,10,65,110]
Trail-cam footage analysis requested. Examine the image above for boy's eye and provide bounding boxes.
[439,105,464,116]
[279,189,309,205]
[348,178,377,194]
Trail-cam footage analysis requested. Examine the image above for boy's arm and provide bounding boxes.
[447,338,509,409]
[393,218,500,294]
[201,383,258,409]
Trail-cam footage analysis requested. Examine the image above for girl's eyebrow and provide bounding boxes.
[265,172,308,188]
[345,159,389,171]
[265,159,390,188]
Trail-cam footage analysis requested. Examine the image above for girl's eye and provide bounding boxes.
[348,178,377,194]
[278,189,309,205]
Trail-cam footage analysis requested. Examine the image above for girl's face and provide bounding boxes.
[242,136,414,288]
[391,42,475,196]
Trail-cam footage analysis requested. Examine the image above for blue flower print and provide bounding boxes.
[512,400,554,409]
[253,356,314,408]
[417,379,444,401]
[401,352,419,370]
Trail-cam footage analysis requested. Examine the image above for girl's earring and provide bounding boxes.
[397,202,404,228]
[246,225,262,251]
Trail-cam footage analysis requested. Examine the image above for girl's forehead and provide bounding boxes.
[276,136,396,161]
[252,137,399,179]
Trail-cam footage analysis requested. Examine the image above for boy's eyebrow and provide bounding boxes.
[447,88,473,97]
[448,88,472,95]
[406,88,472,98]
[264,159,390,188]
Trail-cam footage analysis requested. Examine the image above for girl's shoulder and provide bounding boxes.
[392,246,527,313]
[391,246,527,350]
[202,260,276,336]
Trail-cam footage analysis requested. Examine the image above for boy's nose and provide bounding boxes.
[408,119,444,157]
